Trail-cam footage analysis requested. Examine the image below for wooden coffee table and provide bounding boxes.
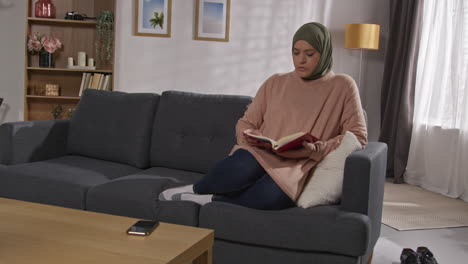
[0,198,213,264]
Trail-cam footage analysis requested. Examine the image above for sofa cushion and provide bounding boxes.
[68,89,160,168]
[0,155,141,209]
[199,202,370,257]
[86,167,204,225]
[297,131,362,208]
[150,91,251,173]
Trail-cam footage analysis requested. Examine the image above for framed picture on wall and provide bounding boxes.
[194,0,231,42]
[134,0,172,37]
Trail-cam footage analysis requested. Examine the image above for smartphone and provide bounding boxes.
[126,220,159,236]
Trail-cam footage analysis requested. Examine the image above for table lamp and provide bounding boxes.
[344,24,380,89]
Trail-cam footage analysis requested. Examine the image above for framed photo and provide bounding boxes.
[195,0,231,42]
[135,0,172,37]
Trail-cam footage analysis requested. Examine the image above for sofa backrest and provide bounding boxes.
[150,91,252,173]
[67,89,160,168]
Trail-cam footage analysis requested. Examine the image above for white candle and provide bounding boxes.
[67,57,74,67]
[78,52,86,67]
[88,58,94,67]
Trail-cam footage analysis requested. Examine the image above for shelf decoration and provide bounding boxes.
[51,104,63,119]
[96,11,114,61]
[34,0,56,18]
[27,32,63,68]
[66,51,96,70]
[45,84,59,96]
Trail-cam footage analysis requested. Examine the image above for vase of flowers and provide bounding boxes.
[27,33,62,67]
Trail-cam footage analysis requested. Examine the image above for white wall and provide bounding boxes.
[0,0,389,140]
[0,1,26,123]
[115,0,389,140]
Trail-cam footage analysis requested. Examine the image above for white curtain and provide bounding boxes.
[405,0,468,201]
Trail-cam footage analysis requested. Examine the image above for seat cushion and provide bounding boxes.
[86,167,204,225]
[0,155,141,209]
[68,89,160,168]
[150,91,251,173]
[199,202,371,257]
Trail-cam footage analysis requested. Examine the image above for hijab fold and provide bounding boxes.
[292,22,333,80]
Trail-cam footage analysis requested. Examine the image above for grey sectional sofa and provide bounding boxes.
[0,89,387,264]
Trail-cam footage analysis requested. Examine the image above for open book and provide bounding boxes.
[243,130,319,152]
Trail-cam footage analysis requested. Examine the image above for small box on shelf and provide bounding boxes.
[45,84,60,96]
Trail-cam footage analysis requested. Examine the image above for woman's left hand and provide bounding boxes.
[275,141,321,159]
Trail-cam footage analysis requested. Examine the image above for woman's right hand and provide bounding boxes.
[243,129,270,149]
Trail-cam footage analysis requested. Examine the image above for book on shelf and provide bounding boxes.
[243,130,319,152]
[78,72,86,96]
[78,73,112,96]
[90,73,103,89]
[97,74,104,90]
[102,75,111,91]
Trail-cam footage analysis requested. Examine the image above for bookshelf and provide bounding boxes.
[25,0,115,120]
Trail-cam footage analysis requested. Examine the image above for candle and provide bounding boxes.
[67,57,74,67]
[88,58,94,67]
[78,52,86,67]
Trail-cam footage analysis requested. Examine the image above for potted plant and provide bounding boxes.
[96,10,114,62]
[27,32,62,67]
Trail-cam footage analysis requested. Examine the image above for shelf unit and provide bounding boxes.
[25,0,115,121]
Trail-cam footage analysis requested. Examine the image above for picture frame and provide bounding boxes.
[134,0,172,37]
[194,0,231,42]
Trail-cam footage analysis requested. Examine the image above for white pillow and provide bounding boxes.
[297,131,362,208]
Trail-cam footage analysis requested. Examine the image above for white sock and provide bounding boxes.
[178,193,213,205]
[159,184,194,201]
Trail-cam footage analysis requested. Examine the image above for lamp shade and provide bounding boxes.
[345,24,380,50]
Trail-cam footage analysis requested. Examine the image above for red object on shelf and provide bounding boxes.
[34,0,56,18]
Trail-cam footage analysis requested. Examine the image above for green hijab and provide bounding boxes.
[292,22,333,80]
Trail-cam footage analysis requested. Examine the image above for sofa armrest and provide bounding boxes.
[0,119,69,165]
[340,142,387,253]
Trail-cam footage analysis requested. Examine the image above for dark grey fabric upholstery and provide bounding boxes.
[0,119,69,165]
[68,89,160,168]
[0,155,141,209]
[150,91,251,173]
[199,202,370,256]
[0,90,388,264]
[87,167,203,225]
[341,142,388,255]
[155,200,201,227]
[213,239,358,264]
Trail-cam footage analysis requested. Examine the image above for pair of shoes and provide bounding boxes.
[417,247,438,264]
[400,247,439,264]
[400,248,421,264]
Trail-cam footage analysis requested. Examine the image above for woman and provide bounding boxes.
[160,22,367,210]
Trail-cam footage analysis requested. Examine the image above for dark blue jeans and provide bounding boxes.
[193,149,295,210]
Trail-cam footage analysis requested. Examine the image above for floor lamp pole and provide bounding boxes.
[358,49,365,108]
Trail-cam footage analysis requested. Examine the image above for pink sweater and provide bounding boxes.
[232,71,368,201]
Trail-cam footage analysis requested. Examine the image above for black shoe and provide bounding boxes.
[400,248,422,264]
[417,247,439,264]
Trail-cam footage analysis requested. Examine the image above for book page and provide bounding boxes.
[276,132,307,146]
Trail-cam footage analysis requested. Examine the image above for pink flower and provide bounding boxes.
[27,37,42,52]
[27,33,62,54]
